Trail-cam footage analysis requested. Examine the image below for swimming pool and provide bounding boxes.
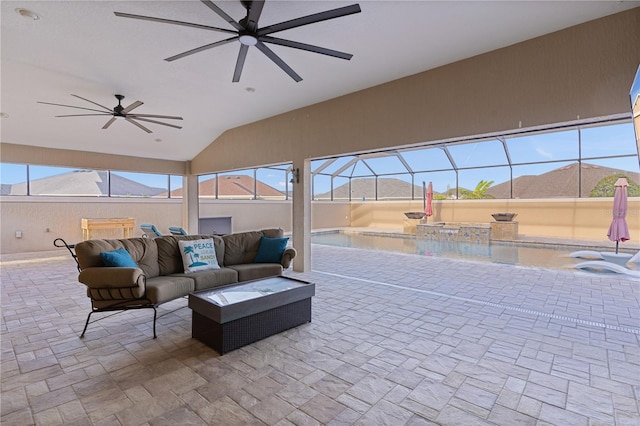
[310,231,609,270]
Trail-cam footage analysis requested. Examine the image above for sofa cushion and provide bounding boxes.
[81,267,146,300]
[169,267,238,291]
[178,238,220,273]
[100,248,138,268]
[88,274,194,308]
[156,234,224,275]
[145,275,195,305]
[75,237,159,278]
[227,263,283,282]
[254,236,288,263]
[223,228,284,266]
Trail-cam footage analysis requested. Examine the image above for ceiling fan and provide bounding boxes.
[37,94,183,133]
[114,0,361,82]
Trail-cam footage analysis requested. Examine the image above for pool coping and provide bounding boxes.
[311,228,640,255]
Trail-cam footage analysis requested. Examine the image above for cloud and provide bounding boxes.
[535,146,553,159]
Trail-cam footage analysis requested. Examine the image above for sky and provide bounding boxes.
[1,121,638,195]
[631,64,640,107]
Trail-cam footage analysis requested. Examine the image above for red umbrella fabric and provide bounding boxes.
[607,177,630,253]
[425,181,433,218]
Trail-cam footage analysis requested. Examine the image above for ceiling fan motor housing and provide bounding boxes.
[114,94,125,115]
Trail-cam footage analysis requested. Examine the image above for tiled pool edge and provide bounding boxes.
[312,229,639,255]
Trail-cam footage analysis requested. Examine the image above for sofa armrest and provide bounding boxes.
[281,247,297,269]
[78,267,146,300]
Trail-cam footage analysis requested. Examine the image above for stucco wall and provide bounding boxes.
[0,197,184,253]
[0,143,186,175]
[349,198,640,244]
[0,198,351,254]
[2,196,636,253]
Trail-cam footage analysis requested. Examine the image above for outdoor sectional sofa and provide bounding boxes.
[72,228,296,338]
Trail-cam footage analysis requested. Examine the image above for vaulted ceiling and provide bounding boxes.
[2,1,637,162]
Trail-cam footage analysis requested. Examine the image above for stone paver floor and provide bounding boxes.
[1,244,639,425]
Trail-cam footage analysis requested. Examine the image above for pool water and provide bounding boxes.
[311,232,588,270]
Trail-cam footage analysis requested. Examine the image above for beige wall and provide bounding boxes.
[0,143,186,174]
[3,196,636,254]
[350,198,640,244]
[191,9,640,175]
[0,198,351,254]
[0,197,183,253]
[199,200,351,233]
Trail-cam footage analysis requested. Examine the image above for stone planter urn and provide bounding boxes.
[404,212,426,219]
[491,212,517,222]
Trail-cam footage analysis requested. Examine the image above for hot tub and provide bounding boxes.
[417,222,491,243]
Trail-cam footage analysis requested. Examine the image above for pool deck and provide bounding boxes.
[1,244,639,425]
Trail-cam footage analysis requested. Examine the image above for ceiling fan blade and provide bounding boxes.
[54,113,112,117]
[200,0,243,31]
[70,94,113,111]
[165,36,238,62]
[255,41,302,82]
[128,114,183,120]
[258,4,361,36]
[123,101,143,113]
[134,117,183,129]
[233,45,250,82]
[114,12,236,34]
[245,1,265,32]
[261,36,353,60]
[102,117,117,129]
[125,118,153,133]
[37,101,108,114]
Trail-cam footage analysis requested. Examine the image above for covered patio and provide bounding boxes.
[1,244,638,424]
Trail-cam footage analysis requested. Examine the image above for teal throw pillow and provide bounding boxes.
[100,248,138,268]
[254,236,288,263]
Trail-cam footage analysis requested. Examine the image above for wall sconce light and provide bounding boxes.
[290,168,300,184]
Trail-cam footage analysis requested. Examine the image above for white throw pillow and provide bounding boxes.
[178,238,220,273]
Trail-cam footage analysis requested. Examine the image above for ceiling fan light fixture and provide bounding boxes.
[239,32,258,46]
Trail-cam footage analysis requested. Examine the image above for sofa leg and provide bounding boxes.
[152,306,157,339]
[80,311,93,338]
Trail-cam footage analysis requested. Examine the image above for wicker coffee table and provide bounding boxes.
[188,276,315,354]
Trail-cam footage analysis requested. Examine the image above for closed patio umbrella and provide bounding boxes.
[425,181,433,220]
[607,177,630,254]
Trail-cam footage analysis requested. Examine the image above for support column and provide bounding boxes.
[292,158,311,272]
[183,162,199,234]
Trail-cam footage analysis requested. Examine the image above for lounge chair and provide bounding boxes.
[168,226,188,236]
[568,250,604,260]
[569,250,633,266]
[573,260,640,277]
[140,223,162,238]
